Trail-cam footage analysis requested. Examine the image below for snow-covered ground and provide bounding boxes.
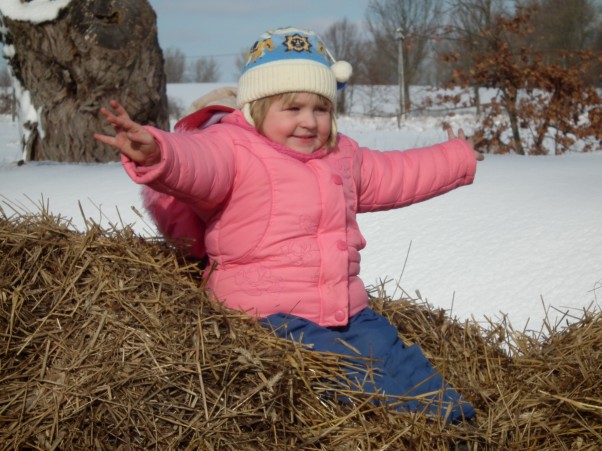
[1,83,601,334]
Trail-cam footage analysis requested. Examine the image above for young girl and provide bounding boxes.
[95,27,482,423]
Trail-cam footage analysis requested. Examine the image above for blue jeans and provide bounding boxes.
[260,307,475,423]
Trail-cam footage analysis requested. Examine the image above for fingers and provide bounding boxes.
[99,107,121,131]
[107,100,133,123]
[101,109,137,133]
[445,127,484,161]
[99,99,134,126]
[97,100,161,165]
[93,133,117,148]
[127,127,156,148]
[446,127,466,140]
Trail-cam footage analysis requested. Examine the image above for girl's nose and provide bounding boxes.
[299,109,317,128]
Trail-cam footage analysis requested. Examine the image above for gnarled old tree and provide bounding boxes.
[0,0,168,163]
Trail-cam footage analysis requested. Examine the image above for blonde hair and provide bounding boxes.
[248,92,338,149]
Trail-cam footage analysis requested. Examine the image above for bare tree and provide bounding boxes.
[519,0,600,53]
[0,0,168,163]
[189,57,220,83]
[443,0,509,112]
[164,47,186,83]
[322,19,368,114]
[234,50,247,80]
[591,18,602,86]
[518,0,602,84]
[365,0,444,108]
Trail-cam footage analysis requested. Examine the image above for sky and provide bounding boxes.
[146,0,373,81]
[0,1,372,78]
[1,82,600,335]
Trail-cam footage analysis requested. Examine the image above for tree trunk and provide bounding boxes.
[473,85,481,116]
[502,87,525,155]
[0,0,168,163]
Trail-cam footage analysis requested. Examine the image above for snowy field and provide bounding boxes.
[1,83,601,334]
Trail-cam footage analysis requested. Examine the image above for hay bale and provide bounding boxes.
[0,207,600,450]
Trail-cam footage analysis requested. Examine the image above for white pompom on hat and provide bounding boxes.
[237,27,353,109]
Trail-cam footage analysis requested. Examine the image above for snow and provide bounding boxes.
[0,83,601,334]
[11,79,39,160]
[0,0,71,24]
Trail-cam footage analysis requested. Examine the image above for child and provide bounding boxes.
[95,27,482,423]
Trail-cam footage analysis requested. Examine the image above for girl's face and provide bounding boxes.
[260,93,332,154]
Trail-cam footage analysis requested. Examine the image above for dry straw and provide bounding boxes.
[0,203,600,450]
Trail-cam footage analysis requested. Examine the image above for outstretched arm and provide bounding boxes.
[94,100,161,166]
[356,128,479,213]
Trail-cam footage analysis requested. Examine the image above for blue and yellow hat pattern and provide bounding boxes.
[237,27,352,108]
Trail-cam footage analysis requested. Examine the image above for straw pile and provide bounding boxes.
[1,206,601,450]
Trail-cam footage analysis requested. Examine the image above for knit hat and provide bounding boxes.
[237,27,352,109]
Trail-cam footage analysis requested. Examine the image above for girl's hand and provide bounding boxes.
[94,100,161,166]
[447,127,484,161]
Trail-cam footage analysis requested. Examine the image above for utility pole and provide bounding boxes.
[395,28,406,128]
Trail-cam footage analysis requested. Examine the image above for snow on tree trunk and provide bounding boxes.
[0,0,168,162]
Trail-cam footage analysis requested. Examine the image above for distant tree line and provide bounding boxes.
[163,48,221,83]
[161,0,601,155]
[164,0,602,90]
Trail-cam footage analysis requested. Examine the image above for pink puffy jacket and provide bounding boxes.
[124,111,476,327]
